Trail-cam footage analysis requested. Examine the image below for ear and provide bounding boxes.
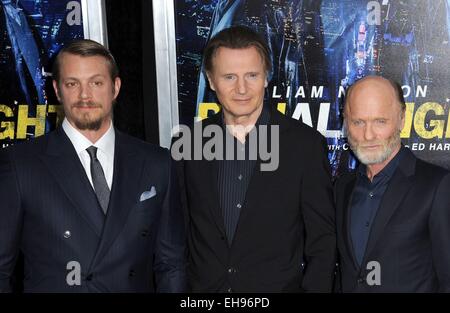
[52,80,61,102]
[206,72,216,91]
[113,77,121,100]
[264,79,268,88]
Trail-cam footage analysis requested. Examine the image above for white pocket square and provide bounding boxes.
[140,186,157,202]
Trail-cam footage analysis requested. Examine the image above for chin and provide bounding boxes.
[356,149,389,165]
[231,106,259,116]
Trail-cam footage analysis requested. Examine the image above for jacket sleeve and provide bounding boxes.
[153,152,187,292]
[429,171,450,292]
[0,148,22,292]
[300,134,337,292]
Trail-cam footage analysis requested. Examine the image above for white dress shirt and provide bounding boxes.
[62,118,115,189]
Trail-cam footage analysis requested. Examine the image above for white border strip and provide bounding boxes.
[152,0,179,148]
[81,0,108,46]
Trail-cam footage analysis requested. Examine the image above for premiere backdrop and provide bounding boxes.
[174,0,450,176]
[0,0,152,149]
[0,0,84,148]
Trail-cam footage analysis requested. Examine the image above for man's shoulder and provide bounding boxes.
[117,130,169,161]
[413,154,450,183]
[271,109,324,140]
[334,170,357,191]
[2,132,50,159]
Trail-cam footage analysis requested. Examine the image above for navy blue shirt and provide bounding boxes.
[350,146,405,266]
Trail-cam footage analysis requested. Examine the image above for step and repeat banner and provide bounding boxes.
[0,0,106,149]
[174,0,450,176]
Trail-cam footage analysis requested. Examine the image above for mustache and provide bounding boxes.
[72,101,101,108]
[360,142,382,147]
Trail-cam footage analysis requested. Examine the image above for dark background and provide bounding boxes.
[105,0,159,145]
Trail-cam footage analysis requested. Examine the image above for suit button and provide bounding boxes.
[227,267,236,274]
[129,270,135,277]
[86,274,93,281]
[63,230,71,239]
[227,287,233,293]
[220,236,225,241]
[141,230,149,237]
[357,277,364,284]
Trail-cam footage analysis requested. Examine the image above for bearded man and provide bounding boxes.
[334,75,450,293]
[0,40,187,292]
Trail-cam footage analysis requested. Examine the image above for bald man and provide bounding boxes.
[334,76,450,292]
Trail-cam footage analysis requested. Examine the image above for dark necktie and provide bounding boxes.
[86,146,110,214]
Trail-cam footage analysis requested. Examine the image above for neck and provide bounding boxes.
[223,105,263,143]
[366,144,401,181]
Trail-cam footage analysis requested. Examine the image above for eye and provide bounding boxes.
[224,74,235,81]
[375,119,387,124]
[65,81,78,88]
[247,72,259,80]
[91,81,104,87]
[352,120,364,126]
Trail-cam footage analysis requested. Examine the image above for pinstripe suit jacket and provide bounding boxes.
[0,127,186,292]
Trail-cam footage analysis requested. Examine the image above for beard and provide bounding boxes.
[70,101,106,131]
[348,129,401,165]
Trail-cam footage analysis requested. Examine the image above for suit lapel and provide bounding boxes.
[208,160,227,237]
[90,131,144,267]
[201,116,227,237]
[41,128,105,236]
[341,175,359,271]
[361,150,416,265]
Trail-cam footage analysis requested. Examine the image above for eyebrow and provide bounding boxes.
[64,74,106,80]
[221,71,261,76]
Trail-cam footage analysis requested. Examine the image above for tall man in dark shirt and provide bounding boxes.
[335,75,450,292]
[174,26,336,292]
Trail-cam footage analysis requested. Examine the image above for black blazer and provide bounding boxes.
[176,107,336,292]
[0,127,187,292]
[335,148,450,292]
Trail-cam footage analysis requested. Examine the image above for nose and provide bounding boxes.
[363,123,375,141]
[236,77,247,95]
[79,83,92,100]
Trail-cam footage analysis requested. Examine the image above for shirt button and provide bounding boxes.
[63,230,71,239]
[369,192,374,198]
[238,174,243,180]
[236,203,242,209]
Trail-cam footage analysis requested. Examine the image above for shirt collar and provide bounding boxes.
[62,118,115,157]
[357,145,406,179]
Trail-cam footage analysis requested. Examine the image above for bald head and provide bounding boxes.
[345,76,405,116]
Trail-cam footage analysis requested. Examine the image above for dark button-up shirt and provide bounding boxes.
[217,105,270,245]
[350,146,405,266]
